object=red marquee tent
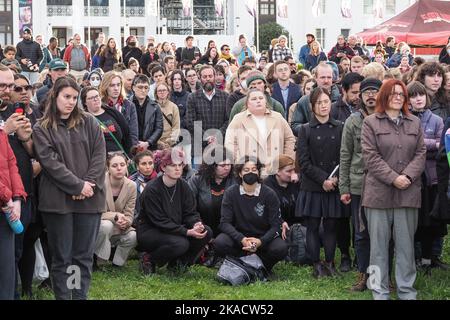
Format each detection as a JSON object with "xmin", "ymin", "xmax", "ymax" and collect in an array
[{"xmin": 357, "ymin": 0, "xmax": 450, "ymax": 47}]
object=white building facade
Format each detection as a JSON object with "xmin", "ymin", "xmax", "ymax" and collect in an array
[
  {"xmin": 6, "ymin": 0, "xmax": 257, "ymax": 51},
  {"xmin": 277, "ymin": 0, "xmax": 418, "ymax": 57}
]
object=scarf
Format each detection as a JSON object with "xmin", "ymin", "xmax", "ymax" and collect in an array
[
  {"xmin": 133, "ymin": 171, "xmax": 157, "ymax": 193},
  {"xmin": 412, "ymin": 109, "xmax": 425, "ymax": 119},
  {"xmin": 108, "ymin": 96, "xmax": 124, "ymax": 113},
  {"xmin": 220, "ymin": 53, "xmax": 234, "ymax": 61}
]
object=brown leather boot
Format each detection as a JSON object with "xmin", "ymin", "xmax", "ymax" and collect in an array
[{"xmin": 350, "ymin": 272, "xmax": 368, "ymax": 292}]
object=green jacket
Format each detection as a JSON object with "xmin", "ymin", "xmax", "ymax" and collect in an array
[
  {"xmin": 229, "ymin": 94, "xmax": 285, "ymax": 122},
  {"xmin": 339, "ymin": 111, "xmax": 366, "ymax": 196}
]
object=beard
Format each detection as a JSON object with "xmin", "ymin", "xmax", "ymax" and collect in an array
[{"xmin": 202, "ymin": 81, "xmax": 215, "ymax": 92}]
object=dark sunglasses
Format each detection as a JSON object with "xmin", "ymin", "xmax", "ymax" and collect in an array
[{"xmin": 13, "ymin": 85, "xmax": 33, "ymax": 93}]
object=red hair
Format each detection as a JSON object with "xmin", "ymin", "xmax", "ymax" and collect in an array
[
  {"xmin": 153, "ymin": 147, "xmax": 186, "ymax": 172},
  {"xmin": 375, "ymin": 79, "xmax": 409, "ymax": 115}
]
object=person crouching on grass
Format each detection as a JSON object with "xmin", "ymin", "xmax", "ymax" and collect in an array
[
  {"xmin": 215, "ymin": 156, "xmax": 288, "ymax": 273},
  {"xmin": 94, "ymin": 152, "xmax": 137, "ymax": 269},
  {"xmin": 136, "ymin": 147, "xmax": 212, "ymax": 275}
]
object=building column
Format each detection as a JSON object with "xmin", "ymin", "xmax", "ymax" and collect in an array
[
  {"xmin": 109, "ymin": 0, "xmax": 122, "ymax": 44},
  {"xmin": 72, "ymin": 0, "xmax": 85, "ymax": 41}
]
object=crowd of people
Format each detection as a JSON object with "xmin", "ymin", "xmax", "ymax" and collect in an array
[{"xmin": 0, "ymin": 28, "xmax": 450, "ymax": 301}]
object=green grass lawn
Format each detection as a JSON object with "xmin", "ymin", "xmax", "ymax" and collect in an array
[{"xmin": 32, "ymin": 237, "xmax": 450, "ymax": 300}]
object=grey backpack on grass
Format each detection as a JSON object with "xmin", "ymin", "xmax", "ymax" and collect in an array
[
  {"xmin": 286, "ymin": 223, "xmax": 312, "ymax": 265},
  {"xmin": 217, "ymin": 254, "xmax": 268, "ymax": 286}
]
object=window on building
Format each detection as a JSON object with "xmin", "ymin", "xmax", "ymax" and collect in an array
[
  {"xmin": 0, "ymin": 0, "xmax": 13, "ymax": 12},
  {"xmin": 47, "ymin": 0, "xmax": 72, "ymax": 5},
  {"xmin": 259, "ymin": 0, "xmax": 276, "ymax": 16},
  {"xmin": 385, "ymin": 0, "xmax": 396, "ymax": 14},
  {"xmin": 120, "ymin": 0, "xmax": 145, "ymax": 6},
  {"xmin": 320, "ymin": 0, "xmax": 326, "ymax": 15},
  {"xmin": 341, "ymin": 29, "xmax": 350, "ymax": 39},
  {"xmin": 363, "ymin": 0, "xmax": 374, "ymax": 14},
  {"xmin": 315, "ymin": 28, "xmax": 326, "ymax": 49},
  {"xmin": 53, "ymin": 28, "xmax": 67, "ymax": 48},
  {"xmin": 84, "ymin": 0, "xmax": 108, "ymax": 5}
]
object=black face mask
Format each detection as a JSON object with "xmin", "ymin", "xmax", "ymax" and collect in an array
[{"xmin": 243, "ymin": 172, "xmax": 259, "ymax": 185}]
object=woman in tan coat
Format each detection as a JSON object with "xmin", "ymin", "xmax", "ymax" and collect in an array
[
  {"xmin": 225, "ymin": 89, "xmax": 295, "ymax": 177},
  {"xmin": 155, "ymin": 82, "xmax": 180, "ymax": 149},
  {"xmin": 361, "ymin": 79, "xmax": 426, "ymax": 300},
  {"xmin": 95, "ymin": 153, "xmax": 137, "ymax": 268}
]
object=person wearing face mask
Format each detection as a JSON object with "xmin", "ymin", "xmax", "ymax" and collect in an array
[
  {"xmin": 87, "ymin": 70, "xmax": 102, "ymax": 89},
  {"xmin": 296, "ymin": 87, "xmax": 346, "ymax": 279},
  {"xmin": 122, "ymin": 36, "xmax": 142, "ymax": 69},
  {"xmin": 215, "ymin": 157, "xmax": 287, "ymax": 273},
  {"xmin": 407, "ymin": 81, "xmax": 446, "ymax": 274}
]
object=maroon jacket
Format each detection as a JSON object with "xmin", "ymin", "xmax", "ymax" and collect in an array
[{"xmin": 0, "ymin": 130, "xmax": 27, "ymax": 207}]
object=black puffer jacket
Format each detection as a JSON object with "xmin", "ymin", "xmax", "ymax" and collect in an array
[{"xmin": 16, "ymin": 39, "xmax": 43, "ymax": 72}]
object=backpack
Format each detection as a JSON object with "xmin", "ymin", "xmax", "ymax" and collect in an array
[
  {"xmin": 286, "ymin": 223, "xmax": 312, "ymax": 265},
  {"xmin": 217, "ymin": 254, "xmax": 268, "ymax": 286}
]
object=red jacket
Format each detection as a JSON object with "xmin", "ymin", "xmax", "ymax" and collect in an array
[
  {"xmin": 63, "ymin": 44, "xmax": 91, "ymax": 71},
  {"xmin": 0, "ymin": 130, "xmax": 27, "ymax": 207}
]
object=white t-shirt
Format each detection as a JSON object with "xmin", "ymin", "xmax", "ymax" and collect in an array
[{"xmin": 252, "ymin": 115, "xmax": 267, "ymax": 140}]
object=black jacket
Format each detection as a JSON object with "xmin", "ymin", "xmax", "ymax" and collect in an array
[
  {"xmin": 297, "ymin": 116, "xmax": 343, "ymax": 192},
  {"xmin": 122, "ymin": 46, "xmax": 142, "ymax": 67},
  {"xmin": 439, "ymin": 47, "xmax": 450, "ymax": 64},
  {"xmin": 132, "ymin": 96, "xmax": 163, "ymax": 149},
  {"xmin": 99, "ymin": 50, "xmax": 121, "ymax": 72},
  {"xmin": 102, "ymin": 105, "xmax": 132, "ymax": 155},
  {"xmin": 220, "ymin": 184, "xmax": 283, "ymax": 247},
  {"xmin": 16, "ymin": 39, "xmax": 43, "ymax": 72},
  {"xmin": 225, "ymin": 90, "xmax": 245, "ymax": 117},
  {"xmin": 435, "ymin": 118, "xmax": 450, "ymax": 223},
  {"xmin": 138, "ymin": 176, "xmax": 201, "ymax": 236},
  {"xmin": 331, "ymin": 97, "xmax": 356, "ymax": 123},
  {"xmin": 170, "ymin": 90, "xmax": 190, "ymax": 129},
  {"xmin": 140, "ymin": 52, "xmax": 160, "ymax": 76},
  {"xmin": 263, "ymin": 175, "xmax": 299, "ymax": 224}
]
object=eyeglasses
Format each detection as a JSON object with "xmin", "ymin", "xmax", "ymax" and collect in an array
[
  {"xmin": 13, "ymin": 85, "xmax": 33, "ymax": 93},
  {"xmin": 390, "ymin": 92, "xmax": 406, "ymax": 99},
  {"xmin": 0, "ymin": 83, "xmax": 16, "ymax": 91},
  {"xmin": 362, "ymin": 90, "xmax": 378, "ymax": 96},
  {"xmin": 157, "ymin": 89, "xmax": 169, "ymax": 93},
  {"xmin": 86, "ymin": 94, "xmax": 101, "ymax": 101},
  {"xmin": 223, "ymin": 48, "xmax": 230, "ymax": 51}
]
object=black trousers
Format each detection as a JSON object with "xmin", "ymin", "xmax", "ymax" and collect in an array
[
  {"xmin": 214, "ymin": 233, "xmax": 288, "ymax": 271},
  {"xmin": 137, "ymin": 224, "xmax": 212, "ymax": 267},
  {"xmin": 0, "ymin": 213, "xmax": 15, "ymax": 300},
  {"xmin": 306, "ymin": 217, "xmax": 339, "ymax": 263}
]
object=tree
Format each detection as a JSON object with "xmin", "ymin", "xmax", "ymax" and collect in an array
[{"xmin": 259, "ymin": 22, "xmax": 290, "ymax": 52}]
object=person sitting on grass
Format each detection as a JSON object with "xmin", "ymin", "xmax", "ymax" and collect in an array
[
  {"xmin": 215, "ymin": 157, "xmax": 288, "ymax": 273},
  {"xmin": 94, "ymin": 152, "xmax": 137, "ymax": 269},
  {"xmin": 136, "ymin": 147, "xmax": 212, "ymax": 275},
  {"xmin": 188, "ymin": 145, "xmax": 236, "ymax": 266}
]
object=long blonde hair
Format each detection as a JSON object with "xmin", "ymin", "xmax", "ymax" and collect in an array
[{"xmin": 99, "ymin": 71, "xmax": 127, "ymax": 103}]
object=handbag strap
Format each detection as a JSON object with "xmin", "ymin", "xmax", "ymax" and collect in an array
[{"xmin": 94, "ymin": 117, "xmax": 136, "ymax": 166}]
